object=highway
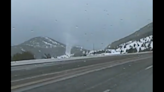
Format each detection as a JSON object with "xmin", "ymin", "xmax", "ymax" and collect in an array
[{"xmin": 11, "ymin": 52, "xmax": 152, "ymax": 92}]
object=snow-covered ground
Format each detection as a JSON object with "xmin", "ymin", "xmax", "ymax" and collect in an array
[{"xmin": 57, "ymin": 53, "xmax": 74, "ymax": 59}]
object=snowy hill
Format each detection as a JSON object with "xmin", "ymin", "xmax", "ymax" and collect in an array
[
  {"xmin": 105, "ymin": 22, "xmax": 153, "ymax": 54},
  {"xmin": 11, "ymin": 37, "xmax": 66, "ymax": 59},
  {"xmin": 11, "ymin": 37, "xmax": 88, "ymax": 59},
  {"xmin": 87, "ymin": 22, "xmax": 153, "ymax": 56},
  {"xmin": 107, "ymin": 35, "xmax": 153, "ymax": 54},
  {"xmin": 109, "ymin": 22, "xmax": 153, "ymax": 48},
  {"xmin": 21, "ymin": 37, "xmax": 65, "ymax": 48},
  {"xmin": 87, "ymin": 35, "xmax": 153, "ymax": 56}
]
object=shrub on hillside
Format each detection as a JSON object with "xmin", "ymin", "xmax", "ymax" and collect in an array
[
  {"xmin": 133, "ymin": 44, "xmax": 136, "ymax": 47},
  {"xmin": 126, "ymin": 48, "xmax": 137, "ymax": 53},
  {"xmin": 120, "ymin": 50, "xmax": 123, "ymax": 54},
  {"xmin": 124, "ymin": 45, "xmax": 126, "ymax": 48},
  {"xmin": 139, "ymin": 47, "xmax": 152, "ymax": 52}
]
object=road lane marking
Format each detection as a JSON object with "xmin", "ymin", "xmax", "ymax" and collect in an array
[
  {"xmin": 145, "ymin": 65, "xmax": 152, "ymax": 70},
  {"xmin": 103, "ymin": 89, "xmax": 110, "ymax": 92},
  {"xmin": 11, "ymin": 56, "xmax": 152, "ymax": 91}
]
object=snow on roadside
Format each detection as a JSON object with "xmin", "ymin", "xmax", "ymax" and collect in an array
[{"xmin": 57, "ymin": 53, "xmax": 74, "ymax": 59}]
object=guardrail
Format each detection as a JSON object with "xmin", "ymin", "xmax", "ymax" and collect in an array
[{"xmin": 11, "ymin": 51, "xmax": 152, "ymax": 66}]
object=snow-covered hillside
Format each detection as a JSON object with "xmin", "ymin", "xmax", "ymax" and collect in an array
[
  {"xmin": 110, "ymin": 22, "xmax": 153, "ymax": 48},
  {"xmin": 87, "ymin": 35, "xmax": 153, "ymax": 56},
  {"xmin": 113, "ymin": 35, "xmax": 153, "ymax": 54},
  {"xmin": 22, "ymin": 37, "xmax": 65, "ymax": 48},
  {"xmin": 12, "ymin": 36, "xmax": 89, "ymax": 59}
]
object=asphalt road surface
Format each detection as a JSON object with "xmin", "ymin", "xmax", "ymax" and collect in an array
[
  {"xmin": 11, "ymin": 52, "xmax": 152, "ymax": 92},
  {"xmin": 11, "ymin": 53, "xmax": 151, "ymax": 80}
]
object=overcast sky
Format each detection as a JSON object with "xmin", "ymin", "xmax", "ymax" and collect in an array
[{"xmin": 11, "ymin": 0, "xmax": 152, "ymax": 50}]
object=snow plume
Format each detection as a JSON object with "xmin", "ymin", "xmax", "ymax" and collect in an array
[
  {"xmin": 60, "ymin": 18, "xmax": 78, "ymax": 56},
  {"xmin": 63, "ymin": 28, "xmax": 77, "ymax": 55}
]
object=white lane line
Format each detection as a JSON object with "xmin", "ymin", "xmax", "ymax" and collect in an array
[
  {"xmin": 145, "ymin": 65, "xmax": 152, "ymax": 70},
  {"xmin": 103, "ymin": 89, "xmax": 110, "ymax": 92}
]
